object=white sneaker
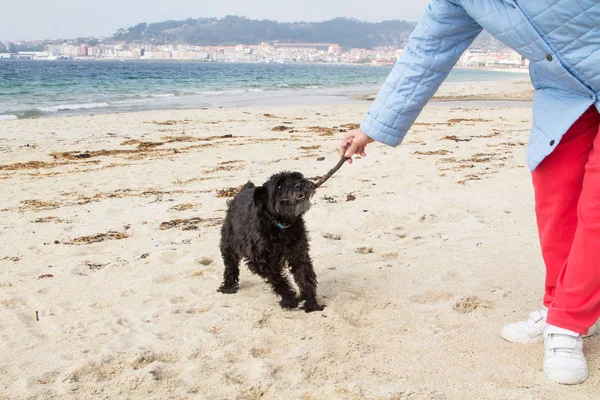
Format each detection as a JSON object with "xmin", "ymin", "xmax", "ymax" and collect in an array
[
  {"xmin": 501, "ymin": 307, "xmax": 549, "ymax": 343},
  {"xmin": 543, "ymin": 325, "xmax": 588, "ymax": 385},
  {"xmin": 501, "ymin": 306, "xmax": 596, "ymax": 343}
]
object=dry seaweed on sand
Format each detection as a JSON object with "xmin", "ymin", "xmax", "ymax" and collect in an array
[
  {"xmin": 159, "ymin": 218, "xmax": 204, "ymax": 231},
  {"xmin": 0, "ymin": 161, "xmax": 69, "ymax": 171},
  {"xmin": 19, "ymin": 200, "xmax": 61, "ymax": 212},
  {"xmin": 159, "ymin": 217, "xmax": 222, "ymax": 230},
  {"xmin": 67, "ymin": 231, "xmax": 129, "ymax": 245},
  {"xmin": 216, "ymin": 185, "xmax": 244, "ymax": 198}
]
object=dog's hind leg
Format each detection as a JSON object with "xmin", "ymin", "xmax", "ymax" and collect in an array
[
  {"xmin": 218, "ymin": 248, "xmax": 241, "ymax": 294},
  {"xmin": 289, "ymin": 254, "xmax": 324, "ymax": 312}
]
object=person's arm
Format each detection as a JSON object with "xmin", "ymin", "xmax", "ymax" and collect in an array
[{"xmin": 341, "ymin": 0, "xmax": 483, "ymax": 160}]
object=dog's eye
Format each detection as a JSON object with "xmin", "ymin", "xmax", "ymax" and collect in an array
[{"xmin": 277, "ymin": 185, "xmax": 281, "ymax": 190}]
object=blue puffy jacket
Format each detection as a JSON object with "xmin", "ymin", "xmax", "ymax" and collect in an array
[{"xmin": 360, "ymin": 0, "xmax": 600, "ymax": 170}]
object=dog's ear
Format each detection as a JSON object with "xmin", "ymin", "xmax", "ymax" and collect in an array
[{"xmin": 253, "ymin": 186, "xmax": 268, "ymax": 208}]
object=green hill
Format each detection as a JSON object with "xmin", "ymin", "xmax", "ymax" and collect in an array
[{"xmin": 113, "ymin": 16, "xmax": 417, "ymax": 49}]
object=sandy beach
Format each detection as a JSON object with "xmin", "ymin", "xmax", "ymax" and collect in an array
[{"xmin": 1, "ymin": 79, "xmax": 599, "ymax": 399}]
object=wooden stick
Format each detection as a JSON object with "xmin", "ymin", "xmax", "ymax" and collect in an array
[{"xmin": 313, "ymin": 156, "xmax": 350, "ymax": 188}]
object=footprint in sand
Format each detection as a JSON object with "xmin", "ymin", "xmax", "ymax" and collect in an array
[
  {"xmin": 146, "ymin": 363, "xmax": 178, "ymax": 381},
  {"xmin": 253, "ymin": 310, "xmax": 274, "ymax": 329},
  {"xmin": 380, "ymin": 252, "xmax": 399, "ymax": 261},
  {"xmin": 63, "ymin": 349, "xmax": 182, "ymax": 391},
  {"xmin": 338, "ymin": 307, "xmax": 373, "ymax": 328},
  {"xmin": 197, "ymin": 257, "xmax": 213, "ymax": 266},
  {"xmin": 409, "ymin": 291, "xmax": 453, "ymax": 305},
  {"xmin": 63, "ymin": 359, "xmax": 125, "ymax": 385},
  {"xmin": 152, "ymin": 275, "xmax": 176, "ymax": 284},
  {"xmin": 26, "ymin": 370, "xmax": 61, "ymax": 389},
  {"xmin": 330, "ymin": 292, "xmax": 373, "ymax": 328},
  {"xmin": 355, "ymin": 247, "xmax": 374, "ymax": 255},
  {"xmin": 453, "ymin": 296, "xmax": 493, "ymax": 313},
  {"xmin": 322, "ymin": 233, "xmax": 342, "ymax": 241},
  {"xmin": 187, "ymin": 270, "xmax": 204, "ymax": 278},
  {"xmin": 249, "ymin": 347, "xmax": 273, "ymax": 358},
  {"xmin": 1, "ymin": 296, "xmax": 28, "ymax": 309},
  {"xmin": 158, "ymin": 250, "xmax": 185, "ymax": 265},
  {"xmin": 169, "ymin": 296, "xmax": 187, "ymax": 304},
  {"xmin": 184, "ymin": 306, "xmax": 213, "ymax": 315},
  {"xmin": 131, "ymin": 350, "xmax": 180, "ymax": 370}
]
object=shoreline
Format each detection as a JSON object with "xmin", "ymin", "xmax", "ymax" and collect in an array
[
  {"xmin": 1, "ymin": 78, "xmax": 534, "ymax": 122},
  {"xmin": 352, "ymin": 78, "xmax": 534, "ymax": 103}
]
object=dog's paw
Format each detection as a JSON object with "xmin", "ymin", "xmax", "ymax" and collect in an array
[
  {"xmin": 217, "ymin": 283, "xmax": 239, "ymax": 294},
  {"xmin": 302, "ymin": 301, "xmax": 325, "ymax": 313},
  {"xmin": 279, "ymin": 296, "xmax": 300, "ymax": 309}
]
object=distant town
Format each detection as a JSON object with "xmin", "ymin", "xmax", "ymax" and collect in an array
[{"xmin": 0, "ymin": 40, "xmax": 529, "ymax": 68}]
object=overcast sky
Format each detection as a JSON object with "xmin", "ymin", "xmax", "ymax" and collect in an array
[{"xmin": 2, "ymin": 0, "xmax": 430, "ymax": 42}]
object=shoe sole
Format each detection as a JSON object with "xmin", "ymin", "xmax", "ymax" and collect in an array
[
  {"xmin": 500, "ymin": 327, "xmax": 544, "ymax": 343},
  {"xmin": 544, "ymin": 369, "xmax": 588, "ymax": 385}
]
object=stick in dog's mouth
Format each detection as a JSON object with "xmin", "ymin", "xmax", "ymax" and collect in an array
[
  {"xmin": 277, "ymin": 155, "xmax": 349, "ymax": 205},
  {"xmin": 313, "ymin": 156, "xmax": 350, "ymax": 189}
]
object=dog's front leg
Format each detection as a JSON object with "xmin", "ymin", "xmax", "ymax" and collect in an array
[
  {"xmin": 248, "ymin": 261, "xmax": 299, "ymax": 309},
  {"xmin": 268, "ymin": 272, "xmax": 300, "ymax": 309},
  {"xmin": 289, "ymin": 254, "xmax": 324, "ymax": 312}
]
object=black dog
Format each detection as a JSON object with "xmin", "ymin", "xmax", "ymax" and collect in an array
[{"xmin": 218, "ymin": 171, "xmax": 324, "ymax": 312}]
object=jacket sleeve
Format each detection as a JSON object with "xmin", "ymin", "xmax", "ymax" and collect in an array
[{"xmin": 360, "ymin": 0, "xmax": 483, "ymax": 146}]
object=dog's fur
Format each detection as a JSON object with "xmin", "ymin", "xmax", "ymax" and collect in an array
[{"xmin": 218, "ymin": 171, "xmax": 324, "ymax": 312}]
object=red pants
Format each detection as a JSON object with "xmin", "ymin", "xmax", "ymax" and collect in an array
[{"xmin": 533, "ymin": 106, "xmax": 600, "ymax": 334}]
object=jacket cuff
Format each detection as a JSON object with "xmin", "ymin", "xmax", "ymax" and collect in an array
[{"xmin": 360, "ymin": 112, "xmax": 406, "ymax": 148}]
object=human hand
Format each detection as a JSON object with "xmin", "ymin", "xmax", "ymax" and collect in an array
[{"xmin": 339, "ymin": 129, "xmax": 375, "ymax": 164}]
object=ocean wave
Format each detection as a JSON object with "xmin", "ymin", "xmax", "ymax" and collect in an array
[
  {"xmin": 0, "ymin": 115, "xmax": 18, "ymax": 121},
  {"xmin": 16, "ymin": 109, "xmax": 45, "ymax": 119},
  {"xmin": 130, "ymin": 92, "xmax": 187, "ymax": 100},
  {"xmin": 195, "ymin": 89, "xmax": 248, "ymax": 96},
  {"xmin": 39, "ymin": 102, "xmax": 110, "ymax": 113},
  {"xmin": 273, "ymin": 83, "xmax": 322, "ymax": 89}
]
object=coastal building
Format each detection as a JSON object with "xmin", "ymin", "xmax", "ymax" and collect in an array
[
  {"xmin": 458, "ymin": 49, "xmax": 527, "ymax": 68},
  {"xmin": 30, "ymin": 40, "xmax": 529, "ymax": 70}
]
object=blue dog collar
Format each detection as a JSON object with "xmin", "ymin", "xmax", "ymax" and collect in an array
[{"xmin": 276, "ymin": 222, "xmax": 291, "ymax": 230}]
